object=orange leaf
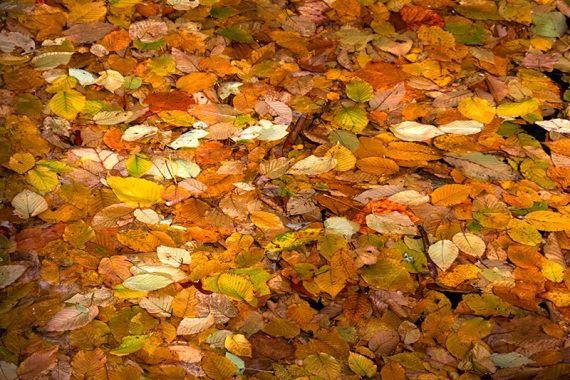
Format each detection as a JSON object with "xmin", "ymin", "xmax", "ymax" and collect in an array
[
  {"xmin": 201, "ymin": 352, "xmax": 237, "ymax": 380},
  {"xmin": 71, "ymin": 349, "xmax": 107, "ymax": 379},
  {"xmin": 176, "ymin": 72, "xmax": 217, "ymax": 94},
  {"xmin": 98, "ymin": 256, "xmax": 132, "ymax": 286},
  {"xmin": 100, "ymin": 30, "xmax": 131, "ymax": 51}
]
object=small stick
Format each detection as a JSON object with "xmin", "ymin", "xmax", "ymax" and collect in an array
[
  {"xmin": 418, "ymin": 225, "xmax": 438, "ymax": 279},
  {"xmin": 279, "ymin": 113, "xmax": 312, "ymax": 157}
]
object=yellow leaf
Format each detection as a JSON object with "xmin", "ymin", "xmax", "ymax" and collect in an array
[
  {"xmin": 542, "ymin": 288, "xmax": 570, "ymax": 307},
  {"xmin": 68, "ymin": 1, "xmax": 107, "ymax": 23},
  {"xmin": 64, "ymin": 220, "xmax": 95, "ymax": 249},
  {"xmin": 348, "ymin": 352, "xmax": 377, "ymax": 378},
  {"xmin": 331, "ymin": 249, "xmax": 357, "ymax": 284},
  {"xmin": 224, "ymin": 334, "xmax": 252, "ymax": 357},
  {"xmin": 526, "ymin": 210, "xmax": 570, "ymax": 231},
  {"xmin": 217, "ymin": 273, "xmax": 257, "ymax": 305},
  {"xmin": 123, "ymin": 274, "xmax": 173, "ymax": 291},
  {"xmin": 5, "ymin": 152, "xmax": 35, "ymax": 174},
  {"xmin": 417, "ymin": 25, "xmax": 455, "ymax": 46},
  {"xmin": 176, "ymin": 73, "xmax": 217, "ymax": 93},
  {"xmin": 314, "ymin": 270, "xmax": 346, "ymax": 298},
  {"xmin": 458, "ymin": 97, "xmax": 496, "ymax": 124},
  {"xmin": 541, "ymin": 260, "xmax": 565, "ymax": 283},
  {"xmin": 117, "ymin": 229, "xmax": 159, "ymax": 252},
  {"xmin": 113, "ymin": 285, "xmax": 148, "ymax": 300},
  {"xmin": 359, "ymin": 259, "xmax": 414, "ymax": 291},
  {"xmin": 325, "ymin": 144, "xmax": 356, "ymax": 171},
  {"xmin": 345, "ymin": 78, "xmax": 374, "ymax": 103},
  {"xmin": 304, "ymin": 353, "xmax": 341, "ymax": 380},
  {"xmin": 171, "ymin": 287, "xmax": 199, "ymax": 318},
  {"xmin": 107, "ymin": 176, "xmax": 164, "ymax": 207},
  {"xmin": 333, "ymin": 106, "xmax": 369, "ymax": 133},
  {"xmin": 431, "ymin": 184, "xmax": 471, "ymax": 206},
  {"xmin": 26, "ymin": 167, "xmax": 59, "ymax": 193},
  {"xmin": 49, "ymin": 90, "xmax": 86, "ymax": 120},
  {"xmin": 496, "ymin": 98, "xmax": 539, "ymax": 117},
  {"xmin": 507, "ymin": 218, "xmax": 543, "ymax": 246},
  {"xmin": 437, "ymin": 264, "xmax": 481, "ymax": 288}
]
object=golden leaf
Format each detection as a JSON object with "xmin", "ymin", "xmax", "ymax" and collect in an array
[
  {"xmin": 224, "ymin": 334, "xmax": 252, "ymax": 357},
  {"xmin": 201, "ymin": 352, "xmax": 237, "ymax": 380},
  {"xmin": 431, "ymin": 184, "xmax": 472, "ymax": 206}
]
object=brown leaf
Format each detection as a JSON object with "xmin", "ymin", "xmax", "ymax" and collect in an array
[
  {"xmin": 71, "ymin": 349, "xmax": 107, "ymax": 379},
  {"xmin": 17, "ymin": 347, "xmax": 58, "ymax": 380},
  {"xmin": 44, "ymin": 305, "xmax": 99, "ymax": 332}
]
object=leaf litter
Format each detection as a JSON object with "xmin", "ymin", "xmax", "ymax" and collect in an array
[{"xmin": 2, "ymin": 0, "xmax": 570, "ymax": 379}]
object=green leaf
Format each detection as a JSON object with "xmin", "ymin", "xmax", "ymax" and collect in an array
[
  {"xmin": 329, "ymin": 130, "xmax": 360, "ymax": 151},
  {"xmin": 133, "ymin": 39, "xmax": 166, "ymax": 51},
  {"xmin": 211, "ymin": 6, "xmax": 238, "ymax": 18},
  {"xmin": 32, "ymin": 52, "xmax": 74, "ymax": 70},
  {"xmin": 110, "ymin": 335, "xmax": 148, "ymax": 356},
  {"xmin": 445, "ymin": 20, "xmax": 488, "ymax": 45},
  {"xmin": 217, "ymin": 27, "xmax": 254, "ymax": 43},
  {"xmin": 532, "ymin": 12, "xmax": 567, "ymax": 38},
  {"xmin": 462, "ymin": 294, "xmax": 512, "ymax": 317},
  {"xmin": 36, "ymin": 160, "xmax": 72, "ymax": 173},
  {"xmin": 333, "ymin": 106, "xmax": 369, "ymax": 133},
  {"xmin": 126, "ymin": 154, "xmax": 153, "ymax": 178},
  {"xmin": 107, "ymin": 176, "xmax": 164, "ymax": 207},
  {"xmin": 225, "ymin": 352, "xmax": 245, "ymax": 375},
  {"xmin": 491, "ymin": 352, "xmax": 531, "ymax": 369},
  {"xmin": 49, "ymin": 90, "xmax": 86, "ymax": 120},
  {"xmin": 0, "ymin": 265, "xmax": 27, "ymax": 289},
  {"xmin": 123, "ymin": 75, "xmax": 142, "ymax": 90},
  {"xmin": 345, "ymin": 79, "xmax": 374, "ymax": 103}
]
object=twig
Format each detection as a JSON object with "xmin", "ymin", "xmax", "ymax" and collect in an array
[
  {"xmin": 278, "ymin": 113, "xmax": 312, "ymax": 157},
  {"xmin": 418, "ymin": 225, "xmax": 438, "ymax": 279}
]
